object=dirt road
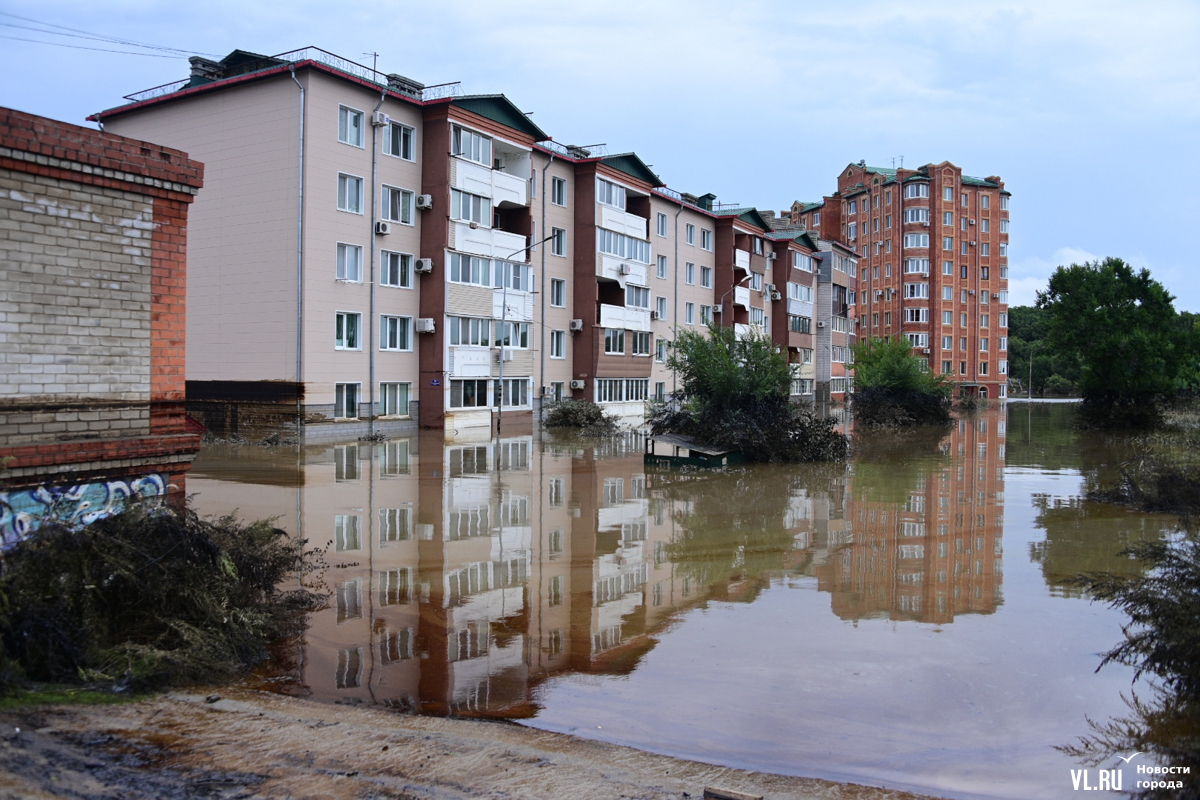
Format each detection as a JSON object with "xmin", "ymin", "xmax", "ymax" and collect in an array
[{"xmin": 0, "ymin": 689, "xmax": 943, "ymax": 800}]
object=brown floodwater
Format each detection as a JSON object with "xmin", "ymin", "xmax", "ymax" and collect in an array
[{"xmin": 186, "ymin": 403, "xmax": 1178, "ymax": 800}]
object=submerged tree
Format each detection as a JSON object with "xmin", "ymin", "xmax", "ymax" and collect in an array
[
  {"xmin": 851, "ymin": 336, "xmax": 952, "ymax": 427},
  {"xmin": 1038, "ymin": 258, "xmax": 1195, "ymax": 428},
  {"xmin": 648, "ymin": 323, "xmax": 847, "ymax": 462}
]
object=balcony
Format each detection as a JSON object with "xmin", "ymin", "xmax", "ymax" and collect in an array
[
  {"xmin": 734, "ymin": 323, "xmax": 754, "ymax": 340},
  {"xmin": 600, "ymin": 303, "xmax": 652, "ymax": 332},
  {"xmin": 596, "ymin": 253, "xmax": 648, "ymax": 286},
  {"xmin": 448, "ymin": 347, "xmax": 491, "ymax": 378},
  {"xmin": 733, "ymin": 285, "xmax": 751, "ymax": 309},
  {"xmin": 452, "ymin": 158, "xmax": 528, "ymax": 207},
  {"xmin": 451, "ymin": 222, "xmax": 528, "ymax": 261},
  {"xmin": 597, "ymin": 205, "xmax": 648, "ymax": 239},
  {"xmin": 735, "ymin": 249, "xmax": 750, "ymax": 272},
  {"xmin": 788, "ymin": 298, "xmax": 814, "ymax": 318},
  {"xmin": 493, "ymin": 289, "xmax": 533, "ymax": 322}
]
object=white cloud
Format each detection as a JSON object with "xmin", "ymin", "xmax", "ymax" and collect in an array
[{"xmin": 1007, "ymin": 247, "xmax": 1101, "ymax": 306}]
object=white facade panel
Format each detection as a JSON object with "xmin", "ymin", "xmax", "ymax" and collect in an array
[{"xmin": 597, "ymin": 205, "xmax": 648, "ymax": 239}]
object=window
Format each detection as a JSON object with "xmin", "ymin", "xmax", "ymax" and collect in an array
[
  {"xmin": 885, "ymin": 311, "xmax": 892, "ymax": 326},
  {"xmin": 904, "ymin": 233, "xmax": 930, "ymax": 248},
  {"xmin": 496, "ymin": 378, "xmax": 530, "ymax": 407},
  {"xmin": 981, "ymin": 195, "xmax": 990, "ymax": 210},
  {"xmin": 631, "ymin": 331, "xmax": 651, "ymax": 356},
  {"xmin": 381, "ymin": 185, "xmax": 414, "ymax": 225},
  {"xmin": 961, "ymin": 312, "xmax": 968, "ymax": 325},
  {"xmin": 338, "ymin": 106, "xmax": 364, "ymax": 147},
  {"xmin": 656, "ymin": 296, "xmax": 667, "ymax": 318},
  {"xmin": 981, "ymin": 266, "xmax": 990, "ymax": 280},
  {"xmin": 980, "ymin": 338, "xmax": 989, "ymax": 352},
  {"xmin": 942, "ymin": 310, "xmax": 953, "ymax": 324},
  {"xmin": 380, "ymin": 382, "xmax": 410, "ymax": 416},
  {"xmin": 999, "ymin": 313, "xmax": 1008, "ymax": 328},
  {"xmin": 336, "ymin": 243, "xmax": 363, "ymax": 281},
  {"xmin": 701, "ymin": 229, "xmax": 713, "ymax": 251},
  {"xmin": 904, "ymin": 207, "xmax": 929, "ymax": 223},
  {"xmin": 981, "ymin": 243, "xmax": 990, "ymax": 257},
  {"xmin": 335, "ymin": 383, "xmax": 360, "ymax": 418},
  {"xmin": 337, "ymin": 173, "xmax": 363, "ymax": 213},
  {"xmin": 494, "ymin": 321, "xmax": 529, "ymax": 349},
  {"xmin": 656, "ymin": 254, "xmax": 667, "ymax": 279},
  {"xmin": 903, "ymin": 183, "xmax": 929, "ymax": 199},
  {"xmin": 943, "ymin": 212, "xmax": 953, "ymax": 226},
  {"xmin": 750, "ymin": 307, "xmax": 765, "ymax": 326},
  {"xmin": 383, "ymin": 121, "xmax": 413, "ymax": 160},
  {"xmin": 685, "ymin": 302, "xmax": 695, "ymax": 324},
  {"xmin": 451, "ymin": 189, "xmax": 491, "ymax": 226},
  {"xmin": 451, "ymin": 124, "xmax": 491, "ymax": 165},
  {"xmin": 943, "ymin": 186, "xmax": 954, "ymax": 201},
  {"xmin": 980, "ymin": 313, "xmax": 990, "ymax": 328},
  {"xmin": 596, "ymin": 177, "xmax": 626, "ymax": 209},
  {"xmin": 380, "ymin": 251, "xmax": 412, "ymax": 288},
  {"xmin": 656, "ymin": 339, "xmax": 667, "ymax": 362},
  {"xmin": 941, "ymin": 260, "xmax": 952, "ymax": 276},
  {"xmin": 942, "ymin": 236, "xmax": 954, "ymax": 251},
  {"xmin": 904, "ymin": 258, "xmax": 929, "ymax": 274},
  {"xmin": 548, "ymin": 278, "xmax": 566, "ymax": 308},
  {"xmin": 700, "ymin": 265, "xmax": 712, "ymax": 288},
  {"xmin": 788, "ymin": 282, "xmax": 813, "ymax": 302},
  {"xmin": 597, "ymin": 229, "xmax": 651, "ymax": 262},
  {"xmin": 656, "ymin": 212, "xmax": 667, "ymax": 237},
  {"xmin": 848, "ymin": 222, "xmax": 857, "ymax": 240},
  {"xmin": 789, "ymin": 315, "xmax": 811, "ymax": 333},
  {"xmin": 1000, "ymin": 242, "xmax": 1008, "ymax": 257},
  {"xmin": 450, "ymin": 379, "xmax": 491, "ymax": 408},
  {"xmin": 980, "ymin": 290, "xmax": 990, "ymax": 304},
  {"xmin": 654, "ymin": 381, "xmax": 666, "ymax": 400},
  {"xmin": 886, "ymin": 214, "xmax": 892, "ymax": 229},
  {"xmin": 551, "ymin": 227, "xmax": 567, "ymax": 257},
  {"xmin": 904, "ymin": 332, "xmax": 929, "ymax": 348},
  {"xmin": 942, "ymin": 286, "xmax": 953, "ymax": 300},
  {"xmin": 626, "ymin": 284, "xmax": 650, "ymax": 308},
  {"xmin": 1001, "ymin": 195, "xmax": 1010, "ymax": 210},
  {"xmin": 999, "ymin": 359, "xmax": 1007, "ymax": 374},
  {"xmin": 905, "ymin": 307, "xmax": 929, "ymax": 323},
  {"xmin": 550, "ymin": 329, "xmax": 566, "ymax": 359},
  {"xmin": 979, "ymin": 362, "xmax": 989, "ymax": 376},
  {"xmin": 942, "ymin": 360, "xmax": 953, "ymax": 374},
  {"xmin": 685, "ymin": 262, "xmax": 695, "ymax": 284},
  {"xmin": 942, "ymin": 335, "xmax": 953, "ymax": 349},
  {"xmin": 686, "ymin": 224, "xmax": 695, "ymax": 245},
  {"xmin": 981, "ymin": 219, "xmax": 990, "ymax": 233},
  {"xmin": 380, "ymin": 315, "xmax": 411, "ymax": 351},
  {"xmin": 449, "ymin": 253, "xmax": 491, "ymax": 287},
  {"xmin": 960, "ymin": 361, "xmax": 967, "ymax": 374},
  {"xmin": 848, "ymin": 200, "xmax": 856, "ymax": 214},
  {"xmin": 794, "ymin": 252, "xmax": 813, "ymax": 271},
  {"xmin": 335, "ymin": 312, "xmax": 361, "ymax": 349},
  {"xmin": 999, "ymin": 336, "xmax": 1008, "ymax": 351},
  {"xmin": 962, "ymin": 241, "xmax": 969, "ymax": 255},
  {"xmin": 551, "ymin": 176, "xmax": 567, "ymax": 206},
  {"xmin": 448, "ymin": 316, "xmax": 491, "ymax": 346},
  {"xmin": 700, "ymin": 305, "xmax": 712, "ymax": 324},
  {"xmin": 604, "ymin": 328, "xmax": 625, "ymax": 354},
  {"xmin": 904, "ymin": 282, "xmax": 929, "ymax": 299},
  {"xmin": 961, "ymin": 192, "xmax": 969, "ymax": 207},
  {"xmin": 813, "ymin": 211, "xmax": 821, "ymax": 223}
]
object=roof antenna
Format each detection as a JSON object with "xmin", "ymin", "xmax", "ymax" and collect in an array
[{"xmin": 363, "ymin": 51, "xmax": 379, "ymax": 76}]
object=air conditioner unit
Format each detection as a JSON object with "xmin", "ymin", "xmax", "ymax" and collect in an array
[
  {"xmin": 768, "ymin": 251, "xmax": 777, "ymax": 260},
  {"xmin": 711, "ymin": 306, "xmax": 722, "ymax": 314},
  {"xmin": 921, "ymin": 347, "xmax": 930, "ymax": 354},
  {"xmin": 570, "ymin": 379, "xmax": 586, "ymax": 390},
  {"xmin": 650, "ymin": 310, "xmax": 662, "ymax": 320},
  {"xmin": 770, "ymin": 290, "xmax": 783, "ymax": 301},
  {"xmin": 618, "ymin": 263, "xmax": 632, "ymax": 276},
  {"xmin": 569, "ymin": 319, "xmax": 584, "ymax": 332},
  {"xmin": 970, "ymin": 241, "xmax": 977, "ymax": 246},
  {"xmin": 497, "ymin": 348, "xmax": 514, "ymax": 362},
  {"xmin": 541, "ymin": 385, "xmax": 555, "ymax": 396},
  {"xmin": 415, "ymin": 318, "xmax": 436, "ymax": 333},
  {"xmin": 875, "ymin": 290, "xmax": 883, "ymax": 298},
  {"xmin": 375, "ymin": 220, "xmax": 392, "ymax": 235},
  {"xmin": 414, "ymin": 258, "xmax": 433, "ymax": 273},
  {"xmin": 415, "ymin": 194, "xmax": 433, "ymax": 210},
  {"xmin": 969, "ymin": 290, "xmax": 976, "ymax": 295},
  {"xmin": 921, "ymin": 221, "xmax": 930, "ymax": 227},
  {"xmin": 372, "ymin": 111, "xmax": 390, "ymax": 126},
  {"xmin": 816, "ymin": 321, "xmax": 826, "ymax": 328},
  {"xmin": 969, "ymin": 219, "xmax": 976, "ymax": 225}
]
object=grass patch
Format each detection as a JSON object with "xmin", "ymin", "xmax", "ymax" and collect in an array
[{"xmin": 0, "ymin": 684, "xmax": 147, "ymax": 710}]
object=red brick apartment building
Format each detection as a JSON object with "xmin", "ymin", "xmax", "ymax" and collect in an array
[
  {"xmin": 0, "ymin": 107, "xmax": 204, "ymax": 543},
  {"xmin": 783, "ymin": 161, "xmax": 1011, "ymax": 400}
]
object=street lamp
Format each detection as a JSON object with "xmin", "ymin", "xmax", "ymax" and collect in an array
[
  {"xmin": 1027, "ymin": 341, "xmax": 1042, "ymax": 399},
  {"xmin": 717, "ymin": 273, "xmax": 753, "ymax": 325},
  {"xmin": 497, "ymin": 233, "xmax": 556, "ymax": 436}
]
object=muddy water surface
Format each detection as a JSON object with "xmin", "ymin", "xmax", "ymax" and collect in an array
[{"xmin": 187, "ymin": 403, "xmax": 1177, "ymax": 800}]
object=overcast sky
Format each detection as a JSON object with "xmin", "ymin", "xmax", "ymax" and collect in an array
[{"xmin": 2, "ymin": 0, "xmax": 1197, "ymax": 310}]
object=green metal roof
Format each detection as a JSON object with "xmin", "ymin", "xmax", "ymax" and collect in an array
[
  {"xmin": 798, "ymin": 201, "xmax": 824, "ymax": 213},
  {"xmin": 766, "ymin": 230, "xmax": 818, "ymax": 249},
  {"xmin": 452, "ymin": 95, "xmax": 548, "ymax": 141},
  {"xmin": 600, "ymin": 153, "xmax": 664, "ymax": 187},
  {"xmin": 961, "ymin": 175, "xmax": 1000, "ymax": 187},
  {"xmin": 864, "ymin": 166, "xmax": 898, "ymax": 177}
]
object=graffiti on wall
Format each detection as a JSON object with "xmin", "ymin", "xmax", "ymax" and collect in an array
[{"xmin": 0, "ymin": 474, "xmax": 167, "ymax": 550}]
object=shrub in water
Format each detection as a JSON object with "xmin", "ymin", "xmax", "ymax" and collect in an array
[
  {"xmin": 851, "ymin": 336, "xmax": 951, "ymax": 427},
  {"xmin": 0, "ymin": 502, "xmax": 320, "ymax": 692},
  {"xmin": 543, "ymin": 399, "xmax": 620, "ymax": 434}
]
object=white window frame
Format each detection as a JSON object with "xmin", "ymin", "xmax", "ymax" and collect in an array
[
  {"xmin": 338, "ymin": 106, "xmax": 364, "ymax": 147},
  {"xmin": 381, "ymin": 185, "xmax": 414, "ymax": 225},
  {"xmin": 451, "ymin": 189, "xmax": 491, "ymax": 226},
  {"xmin": 451, "ymin": 124, "xmax": 492, "ymax": 166},
  {"xmin": 380, "ymin": 250, "xmax": 412, "ymax": 288},
  {"xmin": 903, "ymin": 183, "xmax": 929, "ymax": 199},
  {"xmin": 550, "ymin": 278, "xmax": 566, "ymax": 307},
  {"xmin": 596, "ymin": 177, "xmax": 626, "ymax": 209},
  {"xmin": 656, "ymin": 212, "xmax": 668, "ymax": 237},
  {"xmin": 337, "ymin": 173, "xmax": 364, "ymax": 214},
  {"xmin": 550, "ymin": 329, "xmax": 567, "ymax": 359},
  {"xmin": 335, "ymin": 382, "xmax": 361, "ymax": 419},
  {"xmin": 656, "ymin": 254, "xmax": 668, "ymax": 279},
  {"xmin": 685, "ymin": 302, "xmax": 695, "ymax": 324},
  {"xmin": 904, "ymin": 233, "xmax": 930, "ymax": 249},
  {"xmin": 335, "ymin": 311, "xmax": 362, "ymax": 350},
  {"xmin": 383, "ymin": 120, "xmax": 414, "ymax": 161},
  {"xmin": 551, "ymin": 227, "xmax": 567, "ymax": 257},
  {"xmin": 701, "ymin": 229, "xmax": 713, "ymax": 251},
  {"xmin": 686, "ymin": 224, "xmax": 695, "ymax": 245},
  {"xmin": 448, "ymin": 316, "xmax": 492, "ymax": 347},
  {"xmin": 336, "ymin": 243, "xmax": 363, "ymax": 282},
  {"xmin": 380, "ymin": 315, "xmax": 412, "ymax": 352},
  {"xmin": 685, "ymin": 262, "xmax": 695, "ymax": 285},
  {"xmin": 551, "ymin": 176, "xmax": 567, "ymax": 207},
  {"xmin": 604, "ymin": 328, "xmax": 625, "ymax": 355},
  {"xmin": 656, "ymin": 296, "xmax": 667, "ymax": 319},
  {"xmin": 631, "ymin": 331, "xmax": 651, "ymax": 356},
  {"xmin": 379, "ymin": 382, "xmax": 411, "ymax": 417},
  {"xmin": 448, "ymin": 253, "xmax": 492, "ymax": 288},
  {"xmin": 700, "ymin": 265, "xmax": 712, "ymax": 288}
]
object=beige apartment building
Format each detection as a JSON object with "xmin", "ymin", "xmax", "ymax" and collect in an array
[{"xmin": 93, "ymin": 49, "xmax": 971, "ymax": 438}]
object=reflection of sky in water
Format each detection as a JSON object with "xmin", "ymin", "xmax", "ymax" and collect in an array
[{"xmin": 187, "ymin": 405, "xmax": 1174, "ymax": 800}]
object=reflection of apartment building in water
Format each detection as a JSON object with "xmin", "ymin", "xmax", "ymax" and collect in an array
[
  {"xmin": 812, "ymin": 416, "xmax": 1006, "ymax": 623},
  {"xmin": 780, "ymin": 161, "xmax": 1010, "ymax": 400},
  {"xmin": 92, "ymin": 48, "xmax": 902, "ymax": 438}
]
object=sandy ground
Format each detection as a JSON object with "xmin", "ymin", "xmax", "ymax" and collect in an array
[{"xmin": 0, "ymin": 688, "xmax": 945, "ymax": 800}]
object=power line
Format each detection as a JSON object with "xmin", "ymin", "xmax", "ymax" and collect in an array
[
  {"xmin": 0, "ymin": 11, "xmax": 218, "ymax": 57},
  {"xmin": 0, "ymin": 34, "xmax": 183, "ymax": 57}
]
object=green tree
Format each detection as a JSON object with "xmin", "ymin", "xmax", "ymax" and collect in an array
[
  {"xmin": 648, "ymin": 323, "xmax": 847, "ymax": 462},
  {"xmin": 1037, "ymin": 258, "xmax": 1191, "ymax": 425},
  {"xmin": 851, "ymin": 336, "xmax": 951, "ymax": 426}
]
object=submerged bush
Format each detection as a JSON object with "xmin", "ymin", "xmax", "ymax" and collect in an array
[
  {"xmin": 852, "ymin": 337, "xmax": 951, "ymax": 427},
  {"xmin": 648, "ymin": 323, "xmax": 847, "ymax": 463},
  {"xmin": 543, "ymin": 399, "xmax": 620, "ymax": 434},
  {"xmin": 0, "ymin": 503, "xmax": 320, "ymax": 693}
]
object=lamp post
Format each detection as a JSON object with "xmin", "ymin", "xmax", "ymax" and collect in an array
[
  {"xmin": 717, "ymin": 273, "xmax": 753, "ymax": 326},
  {"xmin": 1027, "ymin": 341, "xmax": 1042, "ymax": 399},
  {"xmin": 496, "ymin": 234, "xmax": 556, "ymax": 437}
]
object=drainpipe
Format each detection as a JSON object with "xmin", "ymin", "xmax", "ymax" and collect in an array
[
  {"xmin": 368, "ymin": 88, "xmax": 386, "ymax": 436},
  {"xmin": 290, "ymin": 66, "xmax": 306, "ymax": 435}
]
